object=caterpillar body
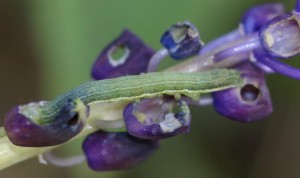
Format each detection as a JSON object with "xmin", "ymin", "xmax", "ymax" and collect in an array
[{"xmin": 20, "ymin": 69, "xmax": 242, "ymax": 124}]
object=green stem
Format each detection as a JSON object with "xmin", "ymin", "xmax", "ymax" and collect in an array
[
  {"xmin": 0, "ymin": 136, "xmax": 55, "ymax": 170},
  {"xmin": 0, "ymin": 124, "xmax": 97, "ymax": 171},
  {"xmin": 0, "ymin": 127, "xmax": 6, "ymax": 138}
]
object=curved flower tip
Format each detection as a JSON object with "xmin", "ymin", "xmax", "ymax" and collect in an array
[
  {"xmin": 91, "ymin": 29, "xmax": 155, "ymax": 80},
  {"xmin": 259, "ymin": 12, "xmax": 300, "ymax": 58},
  {"xmin": 254, "ymin": 49, "xmax": 300, "ymax": 80},
  {"xmin": 212, "ymin": 62, "xmax": 273, "ymax": 122},
  {"xmin": 160, "ymin": 21, "xmax": 203, "ymax": 59},
  {"xmin": 82, "ymin": 131, "xmax": 159, "ymax": 171},
  {"xmin": 123, "ymin": 96, "xmax": 191, "ymax": 140},
  {"xmin": 4, "ymin": 99, "xmax": 89, "ymax": 147},
  {"xmin": 241, "ymin": 3, "xmax": 284, "ymax": 34}
]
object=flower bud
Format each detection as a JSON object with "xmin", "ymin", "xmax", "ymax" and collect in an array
[
  {"xmin": 212, "ymin": 62, "xmax": 273, "ymax": 122},
  {"xmin": 259, "ymin": 12, "xmax": 300, "ymax": 58},
  {"xmin": 160, "ymin": 21, "xmax": 203, "ymax": 59},
  {"xmin": 92, "ymin": 29, "xmax": 154, "ymax": 80},
  {"xmin": 124, "ymin": 96, "xmax": 191, "ymax": 139},
  {"xmin": 4, "ymin": 99, "xmax": 89, "ymax": 147},
  {"xmin": 82, "ymin": 131, "xmax": 159, "ymax": 171}
]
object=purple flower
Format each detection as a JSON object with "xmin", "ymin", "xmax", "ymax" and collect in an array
[
  {"xmin": 82, "ymin": 131, "xmax": 159, "ymax": 171},
  {"xmin": 3, "ymin": 1, "xmax": 300, "ymax": 173},
  {"xmin": 212, "ymin": 62, "xmax": 273, "ymax": 122},
  {"xmin": 123, "ymin": 96, "xmax": 191, "ymax": 140},
  {"xmin": 212, "ymin": 3, "xmax": 300, "ymax": 80},
  {"xmin": 259, "ymin": 12, "xmax": 300, "ymax": 59},
  {"xmin": 255, "ymin": 10, "xmax": 300, "ymax": 80},
  {"xmin": 241, "ymin": 3, "xmax": 284, "ymax": 34},
  {"xmin": 4, "ymin": 99, "xmax": 89, "ymax": 147},
  {"xmin": 91, "ymin": 29, "xmax": 155, "ymax": 80},
  {"xmin": 160, "ymin": 21, "xmax": 203, "ymax": 60}
]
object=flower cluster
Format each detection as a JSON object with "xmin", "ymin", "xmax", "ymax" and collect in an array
[{"xmin": 2, "ymin": 1, "xmax": 300, "ymax": 172}]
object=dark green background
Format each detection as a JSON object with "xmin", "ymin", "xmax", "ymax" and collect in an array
[{"xmin": 0, "ymin": 0, "xmax": 298, "ymax": 177}]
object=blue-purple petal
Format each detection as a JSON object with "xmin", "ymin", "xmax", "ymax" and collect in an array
[
  {"xmin": 91, "ymin": 29, "xmax": 155, "ymax": 80},
  {"xmin": 259, "ymin": 12, "xmax": 300, "ymax": 58},
  {"xmin": 4, "ymin": 99, "xmax": 88, "ymax": 147},
  {"xmin": 82, "ymin": 131, "xmax": 159, "ymax": 171},
  {"xmin": 123, "ymin": 97, "xmax": 191, "ymax": 139},
  {"xmin": 160, "ymin": 21, "xmax": 202, "ymax": 59},
  {"xmin": 242, "ymin": 3, "xmax": 284, "ymax": 34},
  {"xmin": 296, "ymin": 0, "xmax": 300, "ymax": 13},
  {"xmin": 212, "ymin": 62, "xmax": 273, "ymax": 122},
  {"xmin": 241, "ymin": 3, "xmax": 284, "ymax": 72}
]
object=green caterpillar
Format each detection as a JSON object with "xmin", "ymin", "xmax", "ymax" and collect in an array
[{"xmin": 20, "ymin": 69, "xmax": 242, "ymax": 124}]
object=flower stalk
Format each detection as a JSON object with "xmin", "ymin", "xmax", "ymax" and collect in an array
[
  {"xmin": 0, "ymin": 124, "xmax": 98, "ymax": 170},
  {"xmin": 2, "ymin": 1, "xmax": 300, "ymax": 173},
  {"xmin": 0, "ymin": 57, "xmax": 242, "ymax": 170}
]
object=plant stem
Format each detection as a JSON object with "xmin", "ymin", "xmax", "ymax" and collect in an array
[
  {"xmin": 0, "ymin": 123, "xmax": 97, "ymax": 171},
  {"xmin": 0, "ymin": 136, "xmax": 55, "ymax": 170}
]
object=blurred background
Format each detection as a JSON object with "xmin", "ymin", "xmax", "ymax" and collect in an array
[{"xmin": 0, "ymin": 0, "xmax": 298, "ymax": 177}]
